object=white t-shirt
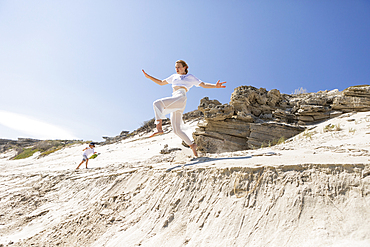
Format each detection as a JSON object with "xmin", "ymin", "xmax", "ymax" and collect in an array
[
  {"xmin": 164, "ymin": 74, "xmax": 202, "ymax": 91},
  {"xmin": 83, "ymin": 147, "xmax": 95, "ymax": 158}
]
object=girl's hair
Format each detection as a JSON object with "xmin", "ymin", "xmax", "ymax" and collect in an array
[{"xmin": 176, "ymin": 60, "xmax": 188, "ymax": 74}]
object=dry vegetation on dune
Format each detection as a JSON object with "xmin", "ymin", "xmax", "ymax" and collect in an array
[{"xmin": 0, "ymin": 139, "xmax": 85, "ymax": 161}]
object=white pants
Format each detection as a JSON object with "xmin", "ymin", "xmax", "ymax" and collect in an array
[{"xmin": 153, "ymin": 89, "xmax": 193, "ymax": 145}]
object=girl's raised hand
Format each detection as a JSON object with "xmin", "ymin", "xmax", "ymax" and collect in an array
[
  {"xmin": 216, "ymin": 80, "xmax": 227, "ymax": 88},
  {"xmin": 142, "ymin": 69, "xmax": 150, "ymax": 78}
]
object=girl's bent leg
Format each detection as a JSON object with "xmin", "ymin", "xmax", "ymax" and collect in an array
[
  {"xmin": 153, "ymin": 100, "xmax": 166, "ymax": 125},
  {"xmin": 153, "ymin": 93, "xmax": 187, "ymax": 125}
]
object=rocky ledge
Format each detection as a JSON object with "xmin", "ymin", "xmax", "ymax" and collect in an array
[{"xmin": 193, "ymin": 85, "xmax": 370, "ymax": 153}]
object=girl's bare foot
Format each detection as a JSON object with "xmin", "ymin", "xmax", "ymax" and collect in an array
[
  {"xmin": 149, "ymin": 130, "xmax": 164, "ymax": 138},
  {"xmin": 190, "ymin": 143, "xmax": 198, "ymax": 157},
  {"xmin": 150, "ymin": 120, "xmax": 163, "ymax": 138}
]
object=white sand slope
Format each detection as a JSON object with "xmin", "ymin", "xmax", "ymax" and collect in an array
[{"xmin": 0, "ymin": 112, "xmax": 369, "ymax": 246}]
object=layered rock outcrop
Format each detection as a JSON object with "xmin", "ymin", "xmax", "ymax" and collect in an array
[{"xmin": 193, "ymin": 85, "xmax": 370, "ymax": 153}]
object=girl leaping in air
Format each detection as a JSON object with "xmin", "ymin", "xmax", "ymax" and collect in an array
[{"xmin": 142, "ymin": 60, "xmax": 226, "ymax": 157}]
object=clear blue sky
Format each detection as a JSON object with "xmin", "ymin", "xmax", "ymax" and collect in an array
[{"xmin": 1, "ymin": 1, "xmax": 369, "ymax": 141}]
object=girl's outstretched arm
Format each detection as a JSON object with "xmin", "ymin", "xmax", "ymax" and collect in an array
[
  {"xmin": 199, "ymin": 80, "xmax": 226, "ymax": 89},
  {"xmin": 142, "ymin": 69, "xmax": 168, "ymax": 86}
]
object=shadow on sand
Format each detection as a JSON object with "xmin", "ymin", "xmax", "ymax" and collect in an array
[{"xmin": 166, "ymin": 155, "xmax": 253, "ymax": 172}]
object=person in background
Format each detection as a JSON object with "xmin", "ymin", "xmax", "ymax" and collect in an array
[{"xmin": 76, "ymin": 142, "xmax": 96, "ymax": 169}]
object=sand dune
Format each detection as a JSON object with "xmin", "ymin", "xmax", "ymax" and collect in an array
[{"xmin": 0, "ymin": 112, "xmax": 369, "ymax": 246}]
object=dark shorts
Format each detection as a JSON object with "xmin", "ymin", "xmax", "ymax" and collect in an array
[{"xmin": 82, "ymin": 154, "xmax": 88, "ymax": 161}]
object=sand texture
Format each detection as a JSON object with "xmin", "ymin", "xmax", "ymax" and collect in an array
[{"xmin": 0, "ymin": 112, "xmax": 370, "ymax": 246}]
